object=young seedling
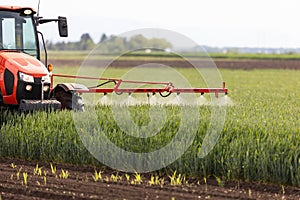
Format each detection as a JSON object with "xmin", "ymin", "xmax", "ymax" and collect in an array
[
  {"xmin": 133, "ymin": 172, "xmax": 142, "ymax": 184},
  {"xmin": 282, "ymin": 185, "xmax": 285, "ymax": 196},
  {"xmin": 149, "ymin": 175, "xmax": 164, "ymax": 186},
  {"xmin": 169, "ymin": 171, "xmax": 183, "ymax": 186},
  {"xmin": 43, "ymin": 176, "xmax": 47, "ymax": 185},
  {"xmin": 214, "ymin": 175, "xmax": 224, "ymax": 187},
  {"xmin": 50, "ymin": 163, "xmax": 56, "ymax": 175},
  {"xmin": 204, "ymin": 177, "xmax": 208, "ymax": 192},
  {"xmin": 148, "ymin": 175, "xmax": 155, "ymax": 186},
  {"xmin": 59, "ymin": 169, "xmax": 69, "ymax": 179},
  {"xmin": 34, "ymin": 164, "xmax": 43, "ymax": 176},
  {"xmin": 34, "ymin": 164, "xmax": 38, "ymax": 175},
  {"xmin": 42, "ymin": 170, "xmax": 48, "ymax": 185},
  {"xmin": 16, "ymin": 167, "xmax": 22, "ymax": 180},
  {"xmin": 110, "ymin": 174, "xmax": 118, "ymax": 182},
  {"xmin": 92, "ymin": 170, "xmax": 103, "ymax": 182},
  {"xmin": 10, "ymin": 163, "xmax": 16, "ymax": 169},
  {"xmin": 248, "ymin": 189, "xmax": 252, "ymax": 198},
  {"xmin": 114, "ymin": 173, "xmax": 122, "ymax": 181},
  {"xmin": 125, "ymin": 174, "xmax": 130, "ymax": 182},
  {"xmin": 157, "ymin": 176, "xmax": 164, "ymax": 186},
  {"xmin": 23, "ymin": 172, "xmax": 28, "ymax": 185}
]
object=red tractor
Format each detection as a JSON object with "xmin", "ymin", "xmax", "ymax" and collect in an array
[
  {"xmin": 0, "ymin": 5, "xmax": 228, "ymax": 112},
  {"xmin": 0, "ymin": 6, "xmax": 85, "ymax": 112}
]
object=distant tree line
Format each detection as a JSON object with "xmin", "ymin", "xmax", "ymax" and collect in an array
[{"xmin": 46, "ymin": 33, "xmax": 172, "ymax": 52}]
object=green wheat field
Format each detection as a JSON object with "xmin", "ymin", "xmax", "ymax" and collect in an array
[{"xmin": 0, "ymin": 67, "xmax": 299, "ymax": 186}]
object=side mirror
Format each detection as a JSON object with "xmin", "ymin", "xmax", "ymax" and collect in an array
[{"xmin": 58, "ymin": 16, "xmax": 68, "ymax": 37}]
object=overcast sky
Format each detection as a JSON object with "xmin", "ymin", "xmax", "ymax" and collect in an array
[{"xmin": 2, "ymin": 0, "xmax": 300, "ymax": 48}]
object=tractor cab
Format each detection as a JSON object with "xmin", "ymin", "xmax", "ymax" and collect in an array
[
  {"xmin": 0, "ymin": 7, "xmax": 39, "ymax": 58},
  {"xmin": 0, "ymin": 6, "xmax": 68, "ymax": 61},
  {"xmin": 0, "ymin": 6, "xmax": 69, "ymax": 111}
]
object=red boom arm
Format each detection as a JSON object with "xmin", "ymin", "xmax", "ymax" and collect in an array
[{"xmin": 51, "ymin": 74, "xmax": 228, "ymax": 97}]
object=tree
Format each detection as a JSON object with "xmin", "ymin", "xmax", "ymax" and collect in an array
[
  {"xmin": 79, "ymin": 33, "xmax": 95, "ymax": 50},
  {"xmin": 45, "ymin": 33, "xmax": 172, "ymax": 52},
  {"xmin": 127, "ymin": 34, "xmax": 149, "ymax": 50},
  {"xmin": 99, "ymin": 33, "xmax": 108, "ymax": 43},
  {"xmin": 148, "ymin": 38, "xmax": 172, "ymax": 49}
]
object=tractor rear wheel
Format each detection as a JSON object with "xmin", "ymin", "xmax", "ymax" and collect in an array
[{"xmin": 53, "ymin": 88, "xmax": 84, "ymax": 111}]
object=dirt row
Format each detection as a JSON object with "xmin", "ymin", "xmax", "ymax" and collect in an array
[
  {"xmin": 49, "ymin": 59, "xmax": 300, "ymax": 69},
  {"xmin": 0, "ymin": 158, "xmax": 299, "ymax": 200}
]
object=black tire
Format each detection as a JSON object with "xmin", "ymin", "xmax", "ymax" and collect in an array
[
  {"xmin": 0, "ymin": 89, "xmax": 3, "ymax": 106},
  {"xmin": 53, "ymin": 88, "xmax": 84, "ymax": 111}
]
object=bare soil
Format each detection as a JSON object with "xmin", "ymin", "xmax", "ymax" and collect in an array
[
  {"xmin": 0, "ymin": 158, "xmax": 299, "ymax": 200},
  {"xmin": 50, "ymin": 58, "xmax": 300, "ymax": 69}
]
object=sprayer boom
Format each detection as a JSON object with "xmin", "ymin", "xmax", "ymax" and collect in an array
[{"xmin": 51, "ymin": 74, "xmax": 228, "ymax": 97}]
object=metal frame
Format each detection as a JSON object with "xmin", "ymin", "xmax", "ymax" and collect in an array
[{"xmin": 51, "ymin": 74, "xmax": 228, "ymax": 97}]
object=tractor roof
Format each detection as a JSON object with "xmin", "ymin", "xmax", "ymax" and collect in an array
[{"xmin": 0, "ymin": 5, "xmax": 36, "ymax": 12}]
